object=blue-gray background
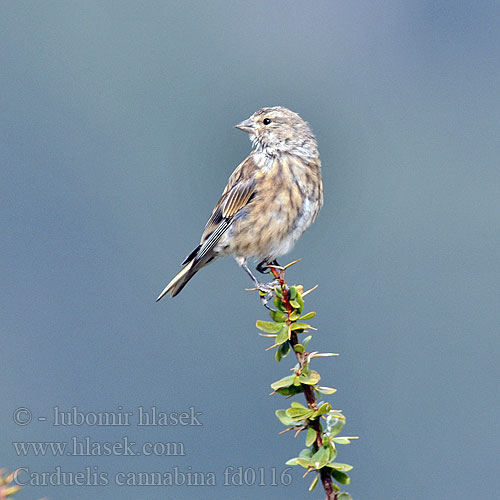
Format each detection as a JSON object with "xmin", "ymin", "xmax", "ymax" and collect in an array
[{"xmin": 1, "ymin": 2, "xmax": 499, "ymax": 499}]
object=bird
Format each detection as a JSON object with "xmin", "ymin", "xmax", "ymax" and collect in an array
[{"xmin": 156, "ymin": 106, "xmax": 323, "ymax": 301}]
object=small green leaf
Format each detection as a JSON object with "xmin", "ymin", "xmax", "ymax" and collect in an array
[
  {"xmin": 308, "ymin": 474, "xmax": 319, "ymax": 491},
  {"xmin": 332, "ymin": 437, "xmax": 354, "ymax": 445},
  {"xmin": 275, "ymin": 324, "xmax": 290, "ymax": 345},
  {"xmin": 330, "ymin": 468, "xmax": 350, "ymax": 485},
  {"xmin": 300, "ymin": 311, "xmax": 316, "ymax": 320},
  {"xmin": 289, "ymin": 299, "xmax": 301, "ymax": 309},
  {"xmin": 286, "ymin": 407, "xmax": 313, "ymax": 420},
  {"xmin": 273, "ymin": 297, "xmax": 287, "ymax": 311},
  {"xmin": 316, "ymin": 386, "xmax": 337, "ymax": 395},
  {"xmin": 274, "ymin": 286, "xmax": 283, "ymax": 298},
  {"xmin": 269, "ymin": 310, "xmax": 287, "ymax": 322},
  {"xmin": 275, "ymin": 340, "xmax": 290, "ymax": 362},
  {"xmin": 276, "ymin": 384, "xmax": 303, "ymax": 396},
  {"xmin": 326, "ymin": 413, "xmax": 346, "ymax": 437},
  {"xmin": 289, "ymin": 310, "xmax": 300, "ymax": 321},
  {"xmin": 285, "ymin": 457, "xmax": 299, "ymax": 466},
  {"xmin": 303, "ymin": 335, "xmax": 313, "ymax": 347},
  {"xmin": 305, "ymin": 427, "xmax": 316, "ymax": 447},
  {"xmin": 290, "ymin": 401, "xmax": 307, "ymax": 409},
  {"xmin": 328, "ymin": 463, "xmax": 353, "ymax": 472},
  {"xmin": 275, "ymin": 409, "xmax": 296, "ymax": 426},
  {"xmin": 299, "ymin": 370, "xmax": 321, "ymax": 385},
  {"xmin": 294, "ymin": 343, "xmax": 305, "ymax": 353},
  {"xmin": 296, "ymin": 292, "xmax": 304, "ymax": 310},
  {"xmin": 291, "ymin": 322, "xmax": 312, "ymax": 331},
  {"xmin": 288, "ymin": 286, "xmax": 298, "ymax": 300},
  {"xmin": 256, "ymin": 320, "xmax": 282, "ymax": 333},
  {"xmin": 316, "ymin": 402, "xmax": 332, "ymax": 416},
  {"xmin": 299, "ymin": 447, "xmax": 313, "ymax": 458},
  {"xmin": 328, "ymin": 443, "xmax": 337, "ymax": 461},
  {"xmin": 3, "ymin": 486, "xmax": 22, "ymax": 496},
  {"xmin": 337, "ymin": 493, "xmax": 353, "ymax": 500},
  {"xmin": 271, "ymin": 375, "xmax": 295, "ymax": 391},
  {"xmin": 311, "ymin": 446, "xmax": 330, "ymax": 469},
  {"xmin": 296, "ymin": 457, "xmax": 315, "ymax": 468}
]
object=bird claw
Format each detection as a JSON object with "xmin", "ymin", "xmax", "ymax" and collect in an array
[
  {"xmin": 257, "ymin": 279, "xmax": 280, "ymax": 294},
  {"xmin": 256, "ymin": 260, "xmax": 270, "ymax": 274},
  {"xmin": 257, "ymin": 280, "xmax": 280, "ymax": 309}
]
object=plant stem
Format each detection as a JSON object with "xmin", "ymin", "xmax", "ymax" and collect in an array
[{"xmin": 270, "ymin": 267, "xmax": 337, "ymax": 500}]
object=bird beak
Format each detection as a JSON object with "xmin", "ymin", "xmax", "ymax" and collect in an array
[{"xmin": 234, "ymin": 118, "xmax": 254, "ymax": 134}]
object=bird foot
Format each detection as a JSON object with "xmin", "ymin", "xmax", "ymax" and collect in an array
[
  {"xmin": 257, "ymin": 280, "xmax": 280, "ymax": 309},
  {"xmin": 256, "ymin": 260, "xmax": 270, "ymax": 274},
  {"xmin": 256, "ymin": 259, "xmax": 280, "ymax": 275}
]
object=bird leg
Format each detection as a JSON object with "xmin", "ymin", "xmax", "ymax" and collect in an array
[{"xmin": 239, "ymin": 259, "xmax": 279, "ymax": 308}]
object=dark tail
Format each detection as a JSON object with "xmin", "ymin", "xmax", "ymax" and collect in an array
[{"xmin": 156, "ymin": 259, "xmax": 201, "ymax": 301}]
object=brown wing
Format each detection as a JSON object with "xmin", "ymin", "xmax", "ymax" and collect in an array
[{"xmin": 183, "ymin": 157, "xmax": 256, "ymax": 265}]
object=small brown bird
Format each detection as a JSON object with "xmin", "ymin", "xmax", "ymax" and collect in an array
[{"xmin": 156, "ymin": 106, "xmax": 323, "ymax": 301}]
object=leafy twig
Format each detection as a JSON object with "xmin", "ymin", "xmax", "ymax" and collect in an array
[{"xmin": 256, "ymin": 261, "xmax": 356, "ymax": 500}]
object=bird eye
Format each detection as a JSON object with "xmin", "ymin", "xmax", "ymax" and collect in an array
[{"xmin": 263, "ymin": 118, "xmax": 271, "ymax": 125}]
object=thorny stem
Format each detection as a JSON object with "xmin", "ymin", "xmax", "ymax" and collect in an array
[{"xmin": 269, "ymin": 267, "xmax": 337, "ymax": 500}]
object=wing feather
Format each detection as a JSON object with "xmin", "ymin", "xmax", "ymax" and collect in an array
[{"xmin": 186, "ymin": 156, "xmax": 257, "ymax": 266}]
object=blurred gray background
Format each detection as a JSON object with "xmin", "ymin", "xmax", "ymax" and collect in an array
[{"xmin": 1, "ymin": 1, "xmax": 499, "ymax": 499}]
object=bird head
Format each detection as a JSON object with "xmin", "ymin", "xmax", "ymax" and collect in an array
[{"xmin": 235, "ymin": 106, "xmax": 317, "ymax": 157}]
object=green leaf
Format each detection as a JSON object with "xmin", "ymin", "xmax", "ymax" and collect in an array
[
  {"xmin": 275, "ymin": 341, "xmax": 290, "ymax": 362},
  {"xmin": 290, "ymin": 401, "xmax": 307, "ymax": 409},
  {"xmin": 296, "ymin": 457, "xmax": 314, "ymax": 468},
  {"xmin": 299, "ymin": 370, "xmax": 321, "ymax": 385},
  {"xmin": 275, "ymin": 409, "xmax": 296, "ymax": 426},
  {"xmin": 337, "ymin": 493, "xmax": 353, "ymax": 500},
  {"xmin": 311, "ymin": 446, "xmax": 330, "ymax": 469},
  {"xmin": 269, "ymin": 310, "xmax": 287, "ymax": 322},
  {"xmin": 316, "ymin": 386, "xmax": 337, "ymax": 395},
  {"xmin": 316, "ymin": 402, "xmax": 332, "ymax": 416},
  {"xmin": 273, "ymin": 297, "xmax": 287, "ymax": 311},
  {"xmin": 326, "ymin": 413, "xmax": 346, "ymax": 437},
  {"xmin": 294, "ymin": 343, "xmax": 305, "ymax": 353},
  {"xmin": 303, "ymin": 335, "xmax": 313, "ymax": 347},
  {"xmin": 289, "ymin": 299, "xmax": 301, "ymax": 309},
  {"xmin": 274, "ymin": 286, "xmax": 283, "ymax": 298},
  {"xmin": 289, "ymin": 310, "xmax": 300, "ymax": 321},
  {"xmin": 271, "ymin": 375, "xmax": 295, "ymax": 391},
  {"xmin": 300, "ymin": 311, "xmax": 316, "ymax": 320},
  {"xmin": 275, "ymin": 347, "xmax": 283, "ymax": 362},
  {"xmin": 332, "ymin": 437, "xmax": 354, "ymax": 445},
  {"xmin": 288, "ymin": 286, "xmax": 297, "ymax": 300},
  {"xmin": 291, "ymin": 322, "xmax": 312, "ymax": 331},
  {"xmin": 328, "ymin": 443, "xmax": 337, "ymax": 461},
  {"xmin": 296, "ymin": 292, "xmax": 304, "ymax": 310},
  {"xmin": 275, "ymin": 324, "xmax": 290, "ymax": 345},
  {"xmin": 330, "ymin": 468, "xmax": 350, "ymax": 485},
  {"xmin": 308, "ymin": 474, "xmax": 319, "ymax": 491},
  {"xmin": 286, "ymin": 407, "xmax": 313, "ymax": 420},
  {"xmin": 285, "ymin": 457, "xmax": 299, "ymax": 466},
  {"xmin": 305, "ymin": 427, "xmax": 317, "ymax": 447},
  {"xmin": 276, "ymin": 384, "xmax": 303, "ymax": 396},
  {"xmin": 256, "ymin": 320, "xmax": 282, "ymax": 333},
  {"xmin": 328, "ymin": 463, "xmax": 353, "ymax": 472}
]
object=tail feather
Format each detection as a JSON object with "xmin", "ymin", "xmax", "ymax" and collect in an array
[{"xmin": 156, "ymin": 260, "xmax": 199, "ymax": 301}]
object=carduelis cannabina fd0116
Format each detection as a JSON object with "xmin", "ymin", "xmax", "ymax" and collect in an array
[{"xmin": 157, "ymin": 106, "xmax": 323, "ymax": 301}]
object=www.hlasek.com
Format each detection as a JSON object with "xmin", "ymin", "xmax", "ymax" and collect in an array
[
  {"xmin": 13, "ymin": 436, "xmax": 186, "ymax": 457},
  {"xmin": 13, "ymin": 466, "xmax": 293, "ymax": 487}
]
